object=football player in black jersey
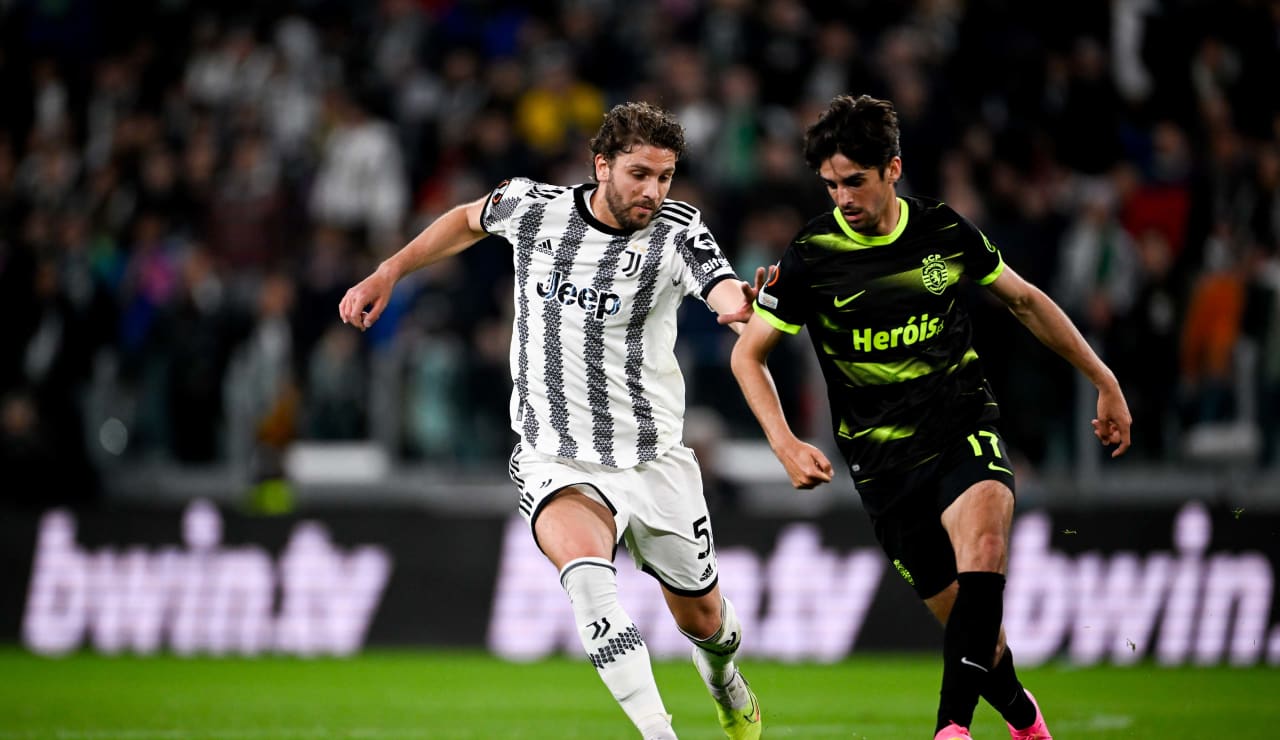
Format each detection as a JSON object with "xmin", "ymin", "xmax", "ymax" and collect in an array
[{"xmin": 731, "ymin": 94, "xmax": 1132, "ymax": 740}]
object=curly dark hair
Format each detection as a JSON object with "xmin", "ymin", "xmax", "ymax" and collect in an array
[
  {"xmin": 589, "ymin": 102, "xmax": 686, "ymax": 165},
  {"xmin": 803, "ymin": 94, "xmax": 901, "ymax": 174}
]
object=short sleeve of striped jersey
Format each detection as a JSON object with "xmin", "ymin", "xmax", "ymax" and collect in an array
[
  {"xmin": 753, "ymin": 246, "xmax": 808, "ymax": 335},
  {"xmin": 673, "ymin": 218, "xmax": 737, "ymax": 300},
  {"xmin": 480, "ymin": 177, "xmax": 538, "ymax": 237}
]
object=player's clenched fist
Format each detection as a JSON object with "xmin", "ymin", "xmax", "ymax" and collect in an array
[
  {"xmin": 776, "ymin": 438, "xmax": 834, "ymax": 490},
  {"xmin": 338, "ymin": 267, "xmax": 395, "ymax": 331}
]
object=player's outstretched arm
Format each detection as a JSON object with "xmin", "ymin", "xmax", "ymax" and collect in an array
[
  {"xmin": 339, "ymin": 196, "xmax": 489, "ymax": 331},
  {"xmin": 986, "ymin": 265, "xmax": 1133, "ymax": 457},
  {"xmin": 711, "ymin": 266, "xmax": 768, "ymax": 332},
  {"xmin": 730, "ymin": 315, "xmax": 835, "ymax": 488}
]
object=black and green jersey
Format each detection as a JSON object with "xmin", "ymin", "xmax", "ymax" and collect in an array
[{"xmin": 754, "ymin": 195, "xmax": 1005, "ymax": 487}]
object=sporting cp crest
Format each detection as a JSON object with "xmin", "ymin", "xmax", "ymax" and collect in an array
[{"xmin": 921, "ymin": 254, "xmax": 948, "ymax": 295}]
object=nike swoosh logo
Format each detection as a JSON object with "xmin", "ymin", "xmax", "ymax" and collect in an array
[
  {"xmin": 742, "ymin": 692, "xmax": 760, "ymax": 723},
  {"xmin": 960, "ymin": 656, "xmax": 990, "ymax": 672},
  {"xmin": 988, "ymin": 461, "xmax": 1013, "ymax": 475},
  {"xmin": 833, "ymin": 290, "xmax": 865, "ymax": 307}
]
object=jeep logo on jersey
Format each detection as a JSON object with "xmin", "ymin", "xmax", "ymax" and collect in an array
[
  {"xmin": 921, "ymin": 253, "xmax": 948, "ymax": 295},
  {"xmin": 536, "ymin": 270, "xmax": 623, "ymax": 319}
]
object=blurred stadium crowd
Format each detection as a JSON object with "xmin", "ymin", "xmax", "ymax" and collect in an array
[{"xmin": 1, "ymin": 0, "xmax": 1278, "ymax": 506}]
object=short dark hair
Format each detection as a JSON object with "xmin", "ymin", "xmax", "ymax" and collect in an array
[
  {"xmin": 589, "ymin": 102, "xmax": 686, "ymax": 163},
  {"xmin": 803, "ymin": 94, "xmax": 900, "ymax": 173}
]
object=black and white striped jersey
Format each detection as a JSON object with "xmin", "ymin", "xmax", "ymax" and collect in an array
[{"xmin": 481, "ymin": 177, "xmax": 738, "ymax": 469}]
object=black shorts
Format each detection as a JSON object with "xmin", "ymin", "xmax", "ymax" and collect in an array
[{"xmin": 857, "ymin": 425, "xmax": 1016, "ymax": 600}]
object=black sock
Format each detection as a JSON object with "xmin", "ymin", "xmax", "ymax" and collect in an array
[
  {"xmin": 937, "ymin": 571, "xmax": 1005, "ymax": 732},
  {"xmin": 979, "ymin": 647, "xmax": 1036, "ymax": 730}
]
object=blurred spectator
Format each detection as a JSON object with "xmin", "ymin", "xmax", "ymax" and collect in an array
[
  {"xmin": 225, "ymin": 271, "xmax": 299, "ymax": 477},
  {"xmin": 16, "ymin": 130, "xmax": 79, "ymax": 211},
  {"xmin": 1118, "ymin": 122, "xmax": 1194, "ymax": 275},
  {"xmin": 401, "ymin": 309, "xmax": 467, "ymax": 461},
  {"xmin": 1180, "ymin": 225, "xmax": 1247, "ymax": 424},
  {"xmin": 803, "ymin": 23, "xmax": 870, "ymax": 109},
  {"xmin": 661, "ymin": 45, "xmax": 720, "ymax": 172},
  {"xmin": 184, "ymin": 20, "xmax": 273, "ymax": 111},
  {"xmin": 310, "ymin": 87, "xmax": 409, "ymax": 248},
  {"xmin": 1054, "ymin": 180, "xmax": 1139, "ymax": 335},
  {"xmin": 1, "ymin": 389, "xmax": 97, "ymax": 508},
  {"xmin": 0, "ymin": 138, "xmax": 19, "ymax": 234},
  {"xmin": 754, "ymin": 0, "xmax": 813, "ymax": 108},
  {"xmin": 513, "ymin": 46, "xmax": 604, "ymax": 161},
  {"xmin": 209, "ymin": 133, "xmax": 287, "ymax": 275},
  {"xmin": 1110, "ymin": 228, "xmax": 1182, "ymax": 460},
  {"xmin": 463, "ymin": 107, "xmax": 535, "ymax": 190},
  {"xmin": 1236, "ymin": 145, "xmax": 1280, "ymax": 253},
  {"xmin": 158, "ymin": 245, "xmax": 244, "ymax": 462},
  {"xmin": 304, "ymin": 323, "xmax": 367, "ymax": 440},
  {"xmin": 1249, "ymin": 250, "xmax": 1280, "ymax": 466},
  {"xmin": 263, "ymin": 15, "xmax": 327, "ymax": 170},
  {"xmin": 705, "ymin": 64, "xmax": 761, "ymax": 190},
  {"xmin": 1046, "ymin": 36, "xmax": 1126, "ymax": 177}
]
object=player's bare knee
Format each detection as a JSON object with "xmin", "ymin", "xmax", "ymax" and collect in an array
[
  {"xmin": 671, "ymin": 594, "xmax": 722, "ymax": 639},
  {"xmin": 960, "ymin": 531, "xmax": 1007, "ymax": 573},
  {"xmin": 979, "ymin": 529, "xmax": 1008, "ymax": 562}
]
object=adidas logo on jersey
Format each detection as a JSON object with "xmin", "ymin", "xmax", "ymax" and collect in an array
[
  {"xmin": 536, "ymin": 270, "xmax": 624, "ymax": 320},
  {"xmin": 699, "ymin": 563, "xmax": 714, "ymax": 582}
]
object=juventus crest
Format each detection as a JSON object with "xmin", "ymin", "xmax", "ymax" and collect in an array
[{"xmin": 621, "ymin": 243, "xmax": 647, "ymax": 277}]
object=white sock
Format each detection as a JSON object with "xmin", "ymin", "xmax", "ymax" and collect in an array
[
  {"xmin": 687, "ymin": 597, "xmax": 749, "ymax": 707},
  {"xmin": 561, "ymin": 558, "xmax": 670, "ymax": 734},
  {"xmin": 637, "ymin": 714, "xmax": 678, "ymax": 740}
]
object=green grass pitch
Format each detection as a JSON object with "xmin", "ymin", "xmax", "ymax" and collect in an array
[{"xmin": 0, "ymin": 648, "xmax": 1276, "ymax": 738}]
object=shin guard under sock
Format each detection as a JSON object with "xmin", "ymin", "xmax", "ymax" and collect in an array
[
  {"xmin": 561, "ymin": 557, "xmax": 669, "ymax": 734},
  {"xmin": 684, "ymin": 596, "xmax": 743, "ymax": 688},
  {"xmin": 937, "ymin": 571, "xmax": 1005, "ymax": 732}
]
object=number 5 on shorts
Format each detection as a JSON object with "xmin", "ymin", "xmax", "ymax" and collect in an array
[{"xmin": 693, "ymin": 516, "xmax": 712, "ymax": 560}]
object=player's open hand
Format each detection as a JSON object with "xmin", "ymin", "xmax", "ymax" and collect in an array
[
  {"xmin": 1092, "ymin": 385, "xmax": 1132, "ymax": 457},
  {"xmin": 716, "ymin": 266, "xmax": 768, "ymax": 325},
  {"xmin": 776, "ymin": 437, "xmax": 834, "ymax": 490},
  {"xmin": 338, "ymin": 268, "xmax": 396, "ymax": 331}
]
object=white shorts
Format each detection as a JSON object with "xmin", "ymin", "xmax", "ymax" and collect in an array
[{"xmin": 508, "ymin": 442, "xmax": 719, "ymax": 595}]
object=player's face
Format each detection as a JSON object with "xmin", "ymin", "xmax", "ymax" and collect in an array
[
  {"xmin": 818, "ymin": 153, "xmax": 902, "ymax": 236},
  {"xmin": 594, "ymin": 145, "xmax": 677, "ymax": 231}
]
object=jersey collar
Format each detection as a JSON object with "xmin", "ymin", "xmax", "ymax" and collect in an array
[
  {"xmin": 833, "ymin": 197, "xmax": 909, "ymax": 246},
  {"xmin": 575, "ymin": 184, "xmax": 634, "ymax": 236}
]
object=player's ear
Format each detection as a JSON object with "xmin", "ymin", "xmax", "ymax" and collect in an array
[
  {"xmin": 887, "ymin": 156, "xmax": 903, "ymax": 185},
  {"xmin": 593, "ymin": 153, "xmax": 611, "ymax": 183}
]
